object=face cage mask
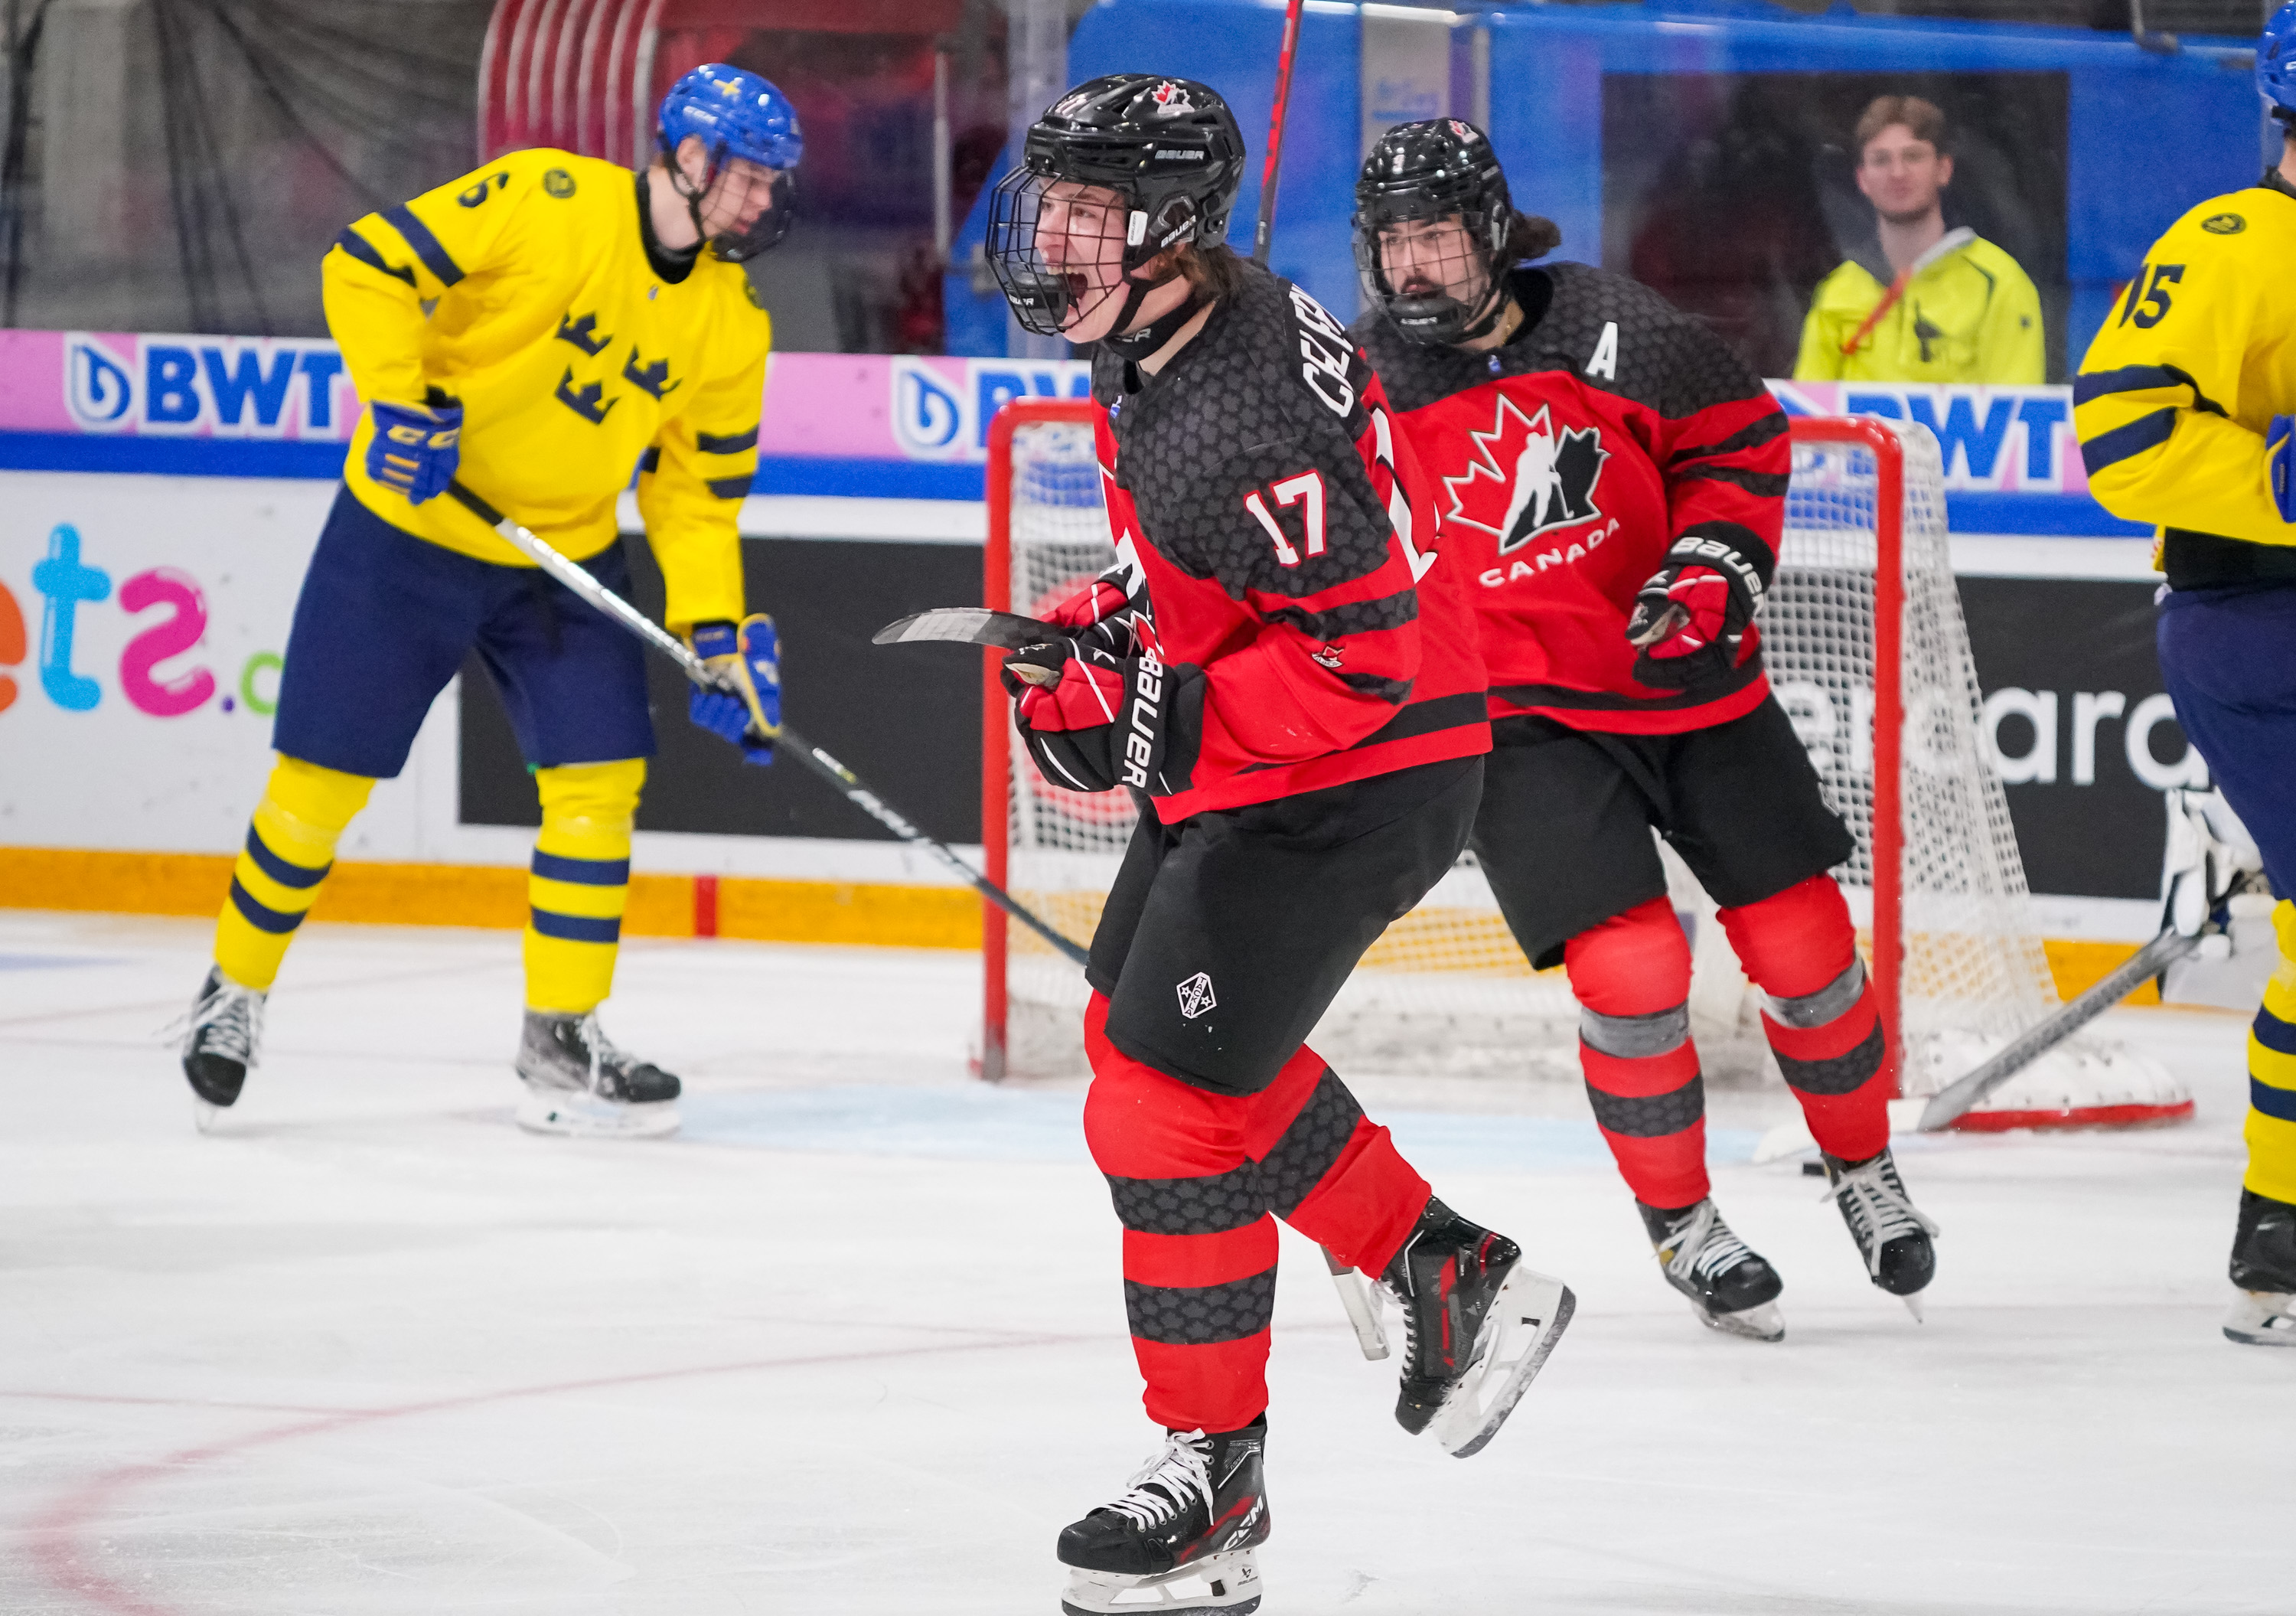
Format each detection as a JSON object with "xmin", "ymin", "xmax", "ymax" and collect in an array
[
  {"xmin": 1353, "ymin": 204, "xmax": 1512, "ymax": 348},
  {"xmin": 987, "ymin": 166, "xmax": 1190, "ymax": 339},
  {"xmin": 674, "ymin": 150, "xmax": 796, "ymax": 262}
]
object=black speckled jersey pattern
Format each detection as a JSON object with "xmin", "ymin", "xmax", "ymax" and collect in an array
[
  {"xmin": 1349, "ymin": 260, "xmax": 1792, "ymax": 736},
  {"xmin": 1096, "ymin": 267, "xmax": 1394, "ymax": 602},
  {"xmin": 1355, "ymin": 262, "xmax": 1766, "ymax": 423}
]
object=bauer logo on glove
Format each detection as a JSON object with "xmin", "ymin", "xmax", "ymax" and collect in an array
[
  {"xmin": 1004, "ymin": 629, "xmax": 1199, "ymax": 797},
  {"xmin": 1625, "ymin": 530, "xmax": 1769, "ymax": 691},
  {"xmin": 686, "ymin": 613, "xmax": 781, "ymax": 765}
]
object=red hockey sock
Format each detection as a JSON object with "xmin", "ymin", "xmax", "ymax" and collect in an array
[
  {"xmin": 1719, "ymin": 876, "xmax": 1890, "ymax": 1163},
  {"xmin": 1081, "ymin": 994, "xmax": 1429, "ymax": 1432},
  {"xmin": 1564, "ymin": 898, "xmax": 1709, "ymax": 1210}
]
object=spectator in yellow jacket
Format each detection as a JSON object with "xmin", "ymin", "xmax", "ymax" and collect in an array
[{"xmin": 1795, "ymin": 96, "xmax": 2044, "ymax": 385}]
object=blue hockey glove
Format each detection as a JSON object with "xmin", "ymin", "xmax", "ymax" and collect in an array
[
  {"xmin": 2270, "ymin": 416, "xmax": 2296, "ymax": 524},
  {"xmin": 366, "ymin": 395, "xmax": 461, "ymax": 504},
  {"xmin": 687, "ymin": 614, "xmax": 781, "ymax": 765}
]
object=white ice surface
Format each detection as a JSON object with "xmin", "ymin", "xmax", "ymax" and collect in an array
[{"xmin": 0, "ymin": 910, "xmax": 2285, "ymax": 1615}]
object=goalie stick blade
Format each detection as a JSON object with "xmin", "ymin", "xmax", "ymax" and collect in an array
[{"xmin": 871, "ymin": 607, "xmax": 1053, "ymax": 650}]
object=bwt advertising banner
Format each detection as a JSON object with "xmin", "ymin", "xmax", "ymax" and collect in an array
[{"xmin": 0, "ymin": 328, "xmax": 2196, "ymax": 909}]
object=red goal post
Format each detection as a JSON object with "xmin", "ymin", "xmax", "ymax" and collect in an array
[{"xmin": 977, "ymin": 399, "xmax": 2188, "ymax": 1129}]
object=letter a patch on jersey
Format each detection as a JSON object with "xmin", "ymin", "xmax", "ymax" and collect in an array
[{"xmin": 1440, "ymin": 393, "xmax": 1608, "ymax": 554}]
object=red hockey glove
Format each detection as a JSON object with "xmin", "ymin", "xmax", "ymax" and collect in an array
[
  {"xmin": 1003, "ymin": 635, "xmax": 1198, "ymax": 796},
  {"xmin": 1626, "ymin": 533, "xmax": 1766, "ymax": 690},
  {"xmin": 1043, "ymin": 572, "xmax": 1135, "ymax": 634}
]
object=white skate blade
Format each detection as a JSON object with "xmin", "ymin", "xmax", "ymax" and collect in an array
[
  {"xmin": 1060, "ymin": 1548, "xmax": 1261, "ymax": 1614},
  {"xmin": 515, "ymin": 1089, "xmax": 679, "ymax": 1140},
  {"xmin": 1430, "ymin": 1267, "xmax": 1575, "ymax": 1459},
  {"xmin": 1695, "ymin": 1298, "xmax": 1785, "ymax": 1343},
  {"xmin": 191, "ymin": 1097, "xmax": 223, "ymax": 1135},
  {"xmin": 2223, "ymin": 1288, "xmax": 2296, "ymax": 1347},
  {"xmin": 1900, "ymin": 1291, "xmax": 1927, "ymax": 1324}
]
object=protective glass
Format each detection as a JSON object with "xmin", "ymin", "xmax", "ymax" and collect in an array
[{"xmin": 988, "ymin": 169, "xmax": 1137, "ymax": 337}]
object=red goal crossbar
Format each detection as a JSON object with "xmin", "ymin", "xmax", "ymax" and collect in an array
[{"xmin": 982, "ymin": 403, "xmax": 1912, "ymax": 1094}]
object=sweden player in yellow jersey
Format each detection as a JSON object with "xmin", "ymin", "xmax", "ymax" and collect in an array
[
  {"xmin": 1794, "ymin": 96, "xmax": 2044, "ymax": 385},
  {"xmin": 2075, "ymin": 6, "xmax": 2296, "ymax": 1347},
  {"xmin": 175, "ymin": 64, "xmax": 799, "ymax": 1141}
]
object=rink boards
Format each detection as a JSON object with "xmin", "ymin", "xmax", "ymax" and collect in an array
[{"xmin": 0, "ymin": 365, "xmax": 2200, "ymax": 968}]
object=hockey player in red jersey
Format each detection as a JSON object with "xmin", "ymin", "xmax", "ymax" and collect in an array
[
  {"xmin": 1348, "ymin": 119, "xmax": 1939, "ymax": 1341},
  {"xmin": 982, "ymin": 77, "xmax": 1573, "ymax": 1614}
]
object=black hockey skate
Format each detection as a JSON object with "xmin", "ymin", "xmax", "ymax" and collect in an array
[
  {"xmin": 513, "ymin": 1010, "xmax": 681, "ymax": 1139},
  {"xmin": 1640, "ymin": 1198, "xmax": 1786, "ymax": 1342},
  {"xmin": 1382, "ymin": 1197, "xmax": 1574, "ymax": 1458},
  {"xmin": 2225, "ymin": 1188, "xmax": 2296, "ymax": 1347},
  {"xmin": 1057, "ymin": 1420, "xmax": 1268, "ymax": 1615},
  {"xmin": 178, "ymin": 966, "xmax": 264, "ymax": 1130},
  {"xmin": 1822, "ymin": 1147, "xmax": 1939, "ymax": 1318}
]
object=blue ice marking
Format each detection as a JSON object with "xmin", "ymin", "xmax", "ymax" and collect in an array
[{"xmin": 677, "ymin": 1085, "xmax": 1760, "ymax": 1173}]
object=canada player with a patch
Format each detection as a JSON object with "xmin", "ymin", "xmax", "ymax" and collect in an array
[
  {"xmin": 174, "ymin": 66, "xmax": 797, "ymax": 1141},
  {"xmin": 1350, "ymin": 120, "xmax": 1939, "ymax": 1342},
  {"xmin": 2073, "ymin": 4, "xmax": 2296, "ymax": 1350},
  {"xmin": 983, "ymin": 75, "xmax": 1573, "ymax": 1614}
]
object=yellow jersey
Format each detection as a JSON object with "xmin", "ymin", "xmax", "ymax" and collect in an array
[
  {"xmin": 2075, "ymin": 175, "xmax": 2296, "ymax": 587},
  {"xmin": 1794, "ymin": 233, "xmax": 2044, "ymax": 386},
  {"xmin": 325, "ymin": 149, "xmax": 768, "ymax": 633}
]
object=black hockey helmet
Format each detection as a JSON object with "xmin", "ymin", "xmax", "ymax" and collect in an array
[
  {"xmin": 1353, "ymin": 119, "xmax": 1517, "ymax": 347},
  {"xmin": 987, "ymin": 73, "xmax": 1246, "ymax": 338}
]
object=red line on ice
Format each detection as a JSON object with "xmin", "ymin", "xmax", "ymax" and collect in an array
[{"xmin": 24, "ymin": 1327, "xmax": 1088, "ymax": 1615}]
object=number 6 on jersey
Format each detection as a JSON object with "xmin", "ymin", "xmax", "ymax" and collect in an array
[{"xmin": 1244, "ymin": 470, "xmax": 1327, "ymax": 566}]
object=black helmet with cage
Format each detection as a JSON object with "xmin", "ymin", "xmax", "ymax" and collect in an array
[
  {"xmin": 1353, "ymin": 118, "xmax": 1521, "ymax": 347},
  {"xmin": 987, "ymin": 73, "xmax": 1246, "ymax": 344}
]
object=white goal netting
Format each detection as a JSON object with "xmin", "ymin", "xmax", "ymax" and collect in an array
[{"xmin": 986, "ymin": 411, "xmax": 2186, "ymax": 1125}]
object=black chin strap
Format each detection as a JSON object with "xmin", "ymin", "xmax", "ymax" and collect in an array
[
  {"xmin": 1101, "ymin": 279, "xmax": 1207, "ymax": 361},
  {"xmin": 1452, "ymin": 276, "xmax": 1513, "ymax": 344}
]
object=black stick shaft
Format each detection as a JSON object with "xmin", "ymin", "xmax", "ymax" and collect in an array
[
  {"xmin": 1251, "ymin": 0, "xmax": 1306, "ymax": 266},
  {"xmin": 1916, "ymin": 926, "xmax": 2198, "ymax": 1131},
  {"xmin": 447, "ymin": 480, "xmax": 1090, "ymax": 968}
]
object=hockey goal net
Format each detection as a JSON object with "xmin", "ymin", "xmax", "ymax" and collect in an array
[{"xmin": 979, "ymin": 400, "xmax": 2189, "ymax": 1130}]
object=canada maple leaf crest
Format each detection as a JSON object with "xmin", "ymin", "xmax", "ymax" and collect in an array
[{"xmin": 1440, "ymin": 393, "xmax": 1608, "ymax": 554}]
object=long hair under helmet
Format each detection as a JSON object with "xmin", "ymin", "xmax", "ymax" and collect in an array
[
  {"xmin": 657, "ymin": 64, "xmax": 804, "ymax": 261},
  {"xmin": 986, "ymin": 74, "xmax": 1244, "ymax": 349}
]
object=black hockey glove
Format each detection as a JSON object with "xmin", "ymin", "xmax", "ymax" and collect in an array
[
  {"xmin": 1625, "ymin": 531, "xmax": 1767, "ymax": 690},
  {"xmin": 1005, "ymin": 636, "xmax": 1201, "ymax": 796}
]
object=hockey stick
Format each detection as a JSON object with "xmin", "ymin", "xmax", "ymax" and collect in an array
[
  {"xmin": 1916, "ymin": 927, "xmax": 2198, "ymax": 1131},
  {"xmin": 1839, "ymin": 226, "xmax": 1975, "ymax": 356},
  {"xmin": 1249, "ymin": 0, "xmax": 1307, "ymax": 267},
  {"xmin": 443, "ymin": 480, "xmax": 1091, "ymax": 969}
]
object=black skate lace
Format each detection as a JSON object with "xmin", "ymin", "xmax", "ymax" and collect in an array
[
  {"xmin": 166, "ymin": 978, "xmax": 264, "ymax": 1066},
  {"xmin": 1102, "ymin": 1429, "xmax": 1213, "ymax": 1530},
  {"xmin": 1662, "ymin": 1201, "xmax": 1754, "ymax": 1285},
  {"xmin": 1825, "ymin": 1156, "xmax": 1940, "ymax": 1278}
]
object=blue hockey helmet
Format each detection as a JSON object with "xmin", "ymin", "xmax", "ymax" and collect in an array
[
  {"xmin": 2261, "ymin": 4, "xmax": 2296, "ymax": 119},
  {"xmin": 657, "ymin": 64, "xmax": 803, "ymax": 259}
]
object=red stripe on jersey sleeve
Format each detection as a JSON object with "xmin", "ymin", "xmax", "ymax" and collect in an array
[{"xmin": 1655, "ymin": 393, "xmax": 1789, "ymax": 576}]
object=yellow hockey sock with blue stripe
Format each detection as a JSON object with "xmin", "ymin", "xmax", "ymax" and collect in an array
[
  {"xmin": 523, "ymin": 758, "xmax": 644, "ymax": 1015},
  {"xmin": 213, "ymin": 756, "xmax": 375, "ymax": 992},
  {"xmin": 2247, "ymin": 900, "xmax": 2296, "ymax": 1205}
]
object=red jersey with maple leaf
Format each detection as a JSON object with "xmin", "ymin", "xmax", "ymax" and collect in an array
[
  {"xmin": 1091, "ymin": 261, "xmax": 1489, "ymax": 823},
  {"xmin": 1349, "ymin": 263, "xmax": 1790, "ymax": 736}
]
